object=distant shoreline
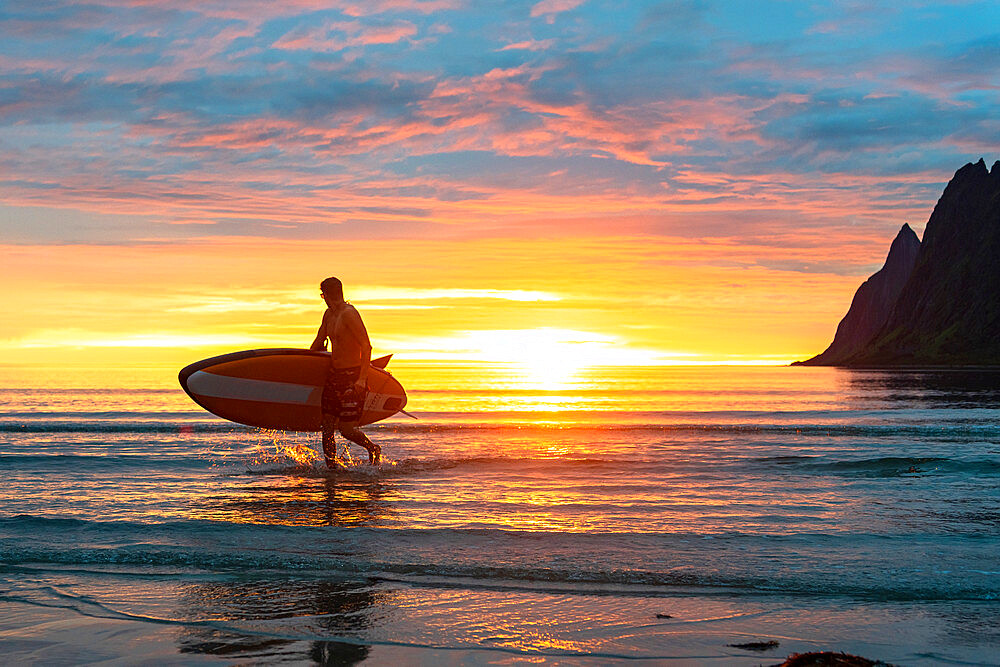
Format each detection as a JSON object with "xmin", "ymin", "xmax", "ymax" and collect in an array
[{"xmin": 791, "ymin": 363, "xmax": 1000, "ymax": 370}]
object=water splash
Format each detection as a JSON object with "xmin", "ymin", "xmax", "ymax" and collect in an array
[
  {"xmin": 236, "ymin": 429, "xmax": 397, "ymax": 473},
  {"xmin": 241, "ymin": 430, "xmax": 321, "ymax": 470}
]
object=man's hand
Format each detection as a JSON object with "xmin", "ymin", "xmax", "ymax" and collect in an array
[{"xmin": 310, "ymin": 309, "xmax": 330, "ymax": 351}]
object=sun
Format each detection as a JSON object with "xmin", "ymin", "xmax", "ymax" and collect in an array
[
  {"xmin": 382, "ymin": 327, "xmax": 665, "ymax": 390},
  {"xmin": 459, "ymin": 328, "xmax": 649, "ymax": 389}
]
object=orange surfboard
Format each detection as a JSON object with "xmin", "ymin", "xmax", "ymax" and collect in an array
[{"xmin": 178, "ymin": 349, "xmax": 406, "ymax": 431}]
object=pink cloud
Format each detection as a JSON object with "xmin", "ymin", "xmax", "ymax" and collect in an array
[
  {"xmin": 336, "ymin": 0, "xmax": 460, "ymax": 17},
  {"xmin": 84, "ymin": 0, "xmax": 459, "ymax": 20},
  {"xmin": 498, "ymin": 39, "xmax": 556, "ymax": 51},
  {"xmin": 0, "ymin": 44, "xmax": 948, "ymax": 242},
  {"xmin": 530, "ymin": 0, "xmax": 586, "ymax": 19},
  {"xmin": 0, "ymin": 5, "xmax": 966, "ymax": 260},
  {"xmin": 273, "ymin": 20, "xmax": 418, "ymax": 51},
  {"xmin": 417, "ymin": 67, "xmax": 809, "ymax": 167},
  {"xmin": 0, "ymin": 145, "xmax": 939, "ymax": 243}
]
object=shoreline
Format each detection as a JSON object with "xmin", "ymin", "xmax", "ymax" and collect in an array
[
  {"xmin": 1, "ymin": 580, "xmax": 991, "ymax": 665},
  {"xmin": 0, "ymin": 600, "xmax": 906, "ymax": 666}
]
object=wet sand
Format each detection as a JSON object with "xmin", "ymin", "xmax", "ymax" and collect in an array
[{"xmin": 1, "ymin": 587, "xmax": 988, "ymax": 665}]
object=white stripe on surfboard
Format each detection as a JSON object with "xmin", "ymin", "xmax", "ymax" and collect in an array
[{"xmin": 187, "ymin": 371, "xmax": 321, "ymax": 406}]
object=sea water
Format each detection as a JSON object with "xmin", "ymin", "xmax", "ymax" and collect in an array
[{"xmin": 1, "ymin": 364, "xmax": 999, "ymax": 665}]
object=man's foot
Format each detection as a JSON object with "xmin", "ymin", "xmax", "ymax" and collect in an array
[{"xmin": 369, "ymin": 444, "xmax": 381, "ymax": 465}]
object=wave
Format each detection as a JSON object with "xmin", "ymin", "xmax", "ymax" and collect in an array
[
  {"xmin": 0, "ymin": 453, "xmax": 220, "ymax": 471},
  {"xmin": 2, "ymin": 543, "xmax": 996, "ymax": 603},
  {"xmin": 292, "ymin": 454, "xmax": 627, "ymax": 478},
  {"xmin": 0, "ymin": 450, "xmax": 630, "ymax": 476},
  {"xmin": 3, "ymin": 516, "xmax": 998, "ymax": 603},
  {"xmin": 757, "ymin": 455, "xmax": 1000, "ymax": 477},
  {"xmin": 4, "ymin": 418, "xmax": 999, "ymax": 437},
  {"xmin": 2, "ymin": 411, "xmax": 206, "ymax": 419},
  {"xmin": 0, "ymin": 421, "xmax": 251, "ymax": 433},
  {"xmin": 4, "ymin": 443, "xmax": 999, "ymax": 480},
  {"xmin": 3, "ymin": 441, "xmax": 998, "ymax": 483},
  {"xmin": 0, "ymin": 388, "xmax": 178, "ymax": 395},
  {"xmin": 8, "ymin": 513, "xmax": 995, "ymax": 539}
]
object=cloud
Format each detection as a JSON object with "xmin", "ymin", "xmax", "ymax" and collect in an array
[
  {"xmin": 0, "ymin": 0, "xmax": 997, "ymax": 253},
  {"xmin": 68, "ymin": 0, "xmax": 459, "ymax": 21},
  {"xmin": 530, "ymin": 0, "xmax": 587, "ymax": 19},
  {"xmin": 498, "ymin": 39, "xmax": 556, "ymax": 51},
  {"xmin": 273, "ymin": 19, "xmax": 418, "ymax": 52},
  {"xmin": 350, "ymin": 287, "xmax": 563, "ymax": 301},
  {"xmin": 757, "ymin": 91, "xmax": 997, "ymax": 156},
  {"xmin": 11, "ymin": 329, "xmax": 272, "ymax": 349}
]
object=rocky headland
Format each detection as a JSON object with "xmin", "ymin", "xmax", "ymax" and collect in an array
[{"xmin": 797, "ymin": 158, "xmax": 1000, "ymax": 366}]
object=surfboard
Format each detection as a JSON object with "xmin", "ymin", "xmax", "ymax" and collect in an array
[{"xmin": 178, "ymin": 349, "xmax": 406, "ymax": 431}]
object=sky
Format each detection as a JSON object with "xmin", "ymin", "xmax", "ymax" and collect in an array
[{"xmin": 1, "ymin": 0, "xmax": 998, "ymax": 369}]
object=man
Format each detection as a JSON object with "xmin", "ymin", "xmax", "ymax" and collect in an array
[{"xmin": 310, "ymin": 277, "xmax": 381, "ymax": 467}]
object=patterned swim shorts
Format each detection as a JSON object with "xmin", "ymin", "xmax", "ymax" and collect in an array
[{"xmin": 321, "ymin": 365, "xmax": 365, "ymax": 422}]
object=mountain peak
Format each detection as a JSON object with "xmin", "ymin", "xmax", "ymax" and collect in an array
[
  {"xmin": 800, "ymin": 159, "xmax": 1000, "ymax": 366},
  {"xmin": 884, "ymin": 223, "xmax": 921, "ymax": 268},
  {"xmin": 951, "ymin": 158, "xmax": 989, "ymax": 183},
  {"xmin": 795, "ymin": 223, "xmax": 920, "ymax": 366},
  {"xmin": 893, "ymin": 223, "xmax": 918, "ymax": 245}
]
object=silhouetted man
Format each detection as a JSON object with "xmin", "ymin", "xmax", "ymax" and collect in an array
[{"xmin": 310, "ymin": 277, "xmax": 381, "ymax": 466}]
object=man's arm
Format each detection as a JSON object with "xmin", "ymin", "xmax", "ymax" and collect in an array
[{"xmin": 309, "ymin": 310, "xmax": 329, "ymax": 351}]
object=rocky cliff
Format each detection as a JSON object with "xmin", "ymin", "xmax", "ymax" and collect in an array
[
  {"xmin": 799, "ymin": 158, "xmax": 1000, "ymax": 366},
  {"xmin": 797, "ymin": 224, "xmax": 920, "ymax": 365}
]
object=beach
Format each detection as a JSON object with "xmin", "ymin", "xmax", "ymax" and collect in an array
[{"xmin": 2, "ymin": 364, "xmax": 999, "ymax": 665}]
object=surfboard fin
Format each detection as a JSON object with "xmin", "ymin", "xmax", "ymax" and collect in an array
[
  {"xmin": 400, "ymin": 410, "xmax": 418, "ymax": 419},
  {"xmin": 371, "ymin": 354, "xmax": 392, "ymax": 369}
]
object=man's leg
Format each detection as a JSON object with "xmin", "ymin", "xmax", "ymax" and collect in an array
[
  {"xmin": 322, "ymin": 415, "xmax": 338, "ymax": 468},
  {"xmin": 320, "ymin": 364, "xmax": 344, "ymax": 469},
  {"xmin": 336, "ymin": 378, "xmax": 379, "ymax": 465},
  {"xmin": 339, "ymin": 423, "xmax": 380, "ymax": 465}
]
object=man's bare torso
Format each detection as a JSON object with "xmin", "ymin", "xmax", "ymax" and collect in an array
[{"xmin": 322, "ymin": 304, "xmax": 366, "ymax": 368}]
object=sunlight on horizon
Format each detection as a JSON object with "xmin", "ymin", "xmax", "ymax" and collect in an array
[
  {"xmin": 1, "ymin": 237, "xmax": 862, "ymax": 368},
  {"xmin": 2, "ymin": 325, "xmax": 798, "ymax": 371}
]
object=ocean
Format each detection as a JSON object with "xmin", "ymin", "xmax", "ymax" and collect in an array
[{"xmin": 1, "ymin": 363, "xmax": 998, "ymax": 665}]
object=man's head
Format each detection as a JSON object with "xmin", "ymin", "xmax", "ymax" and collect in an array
[{"xmin": 320, "ymin": 277, "xmax": 344, "ymax": 306}]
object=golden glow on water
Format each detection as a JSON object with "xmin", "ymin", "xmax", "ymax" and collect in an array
[
  {"xmin": 4, "ymin": 364, "xmax": 997, "ymax": 667},
  {"xmin": 0, "ymin": 360, "xmax": 843, "ymax": 414},
  {"xmin": 2, "ymin": 362, "xmax": 878, "ymax": 533}
]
